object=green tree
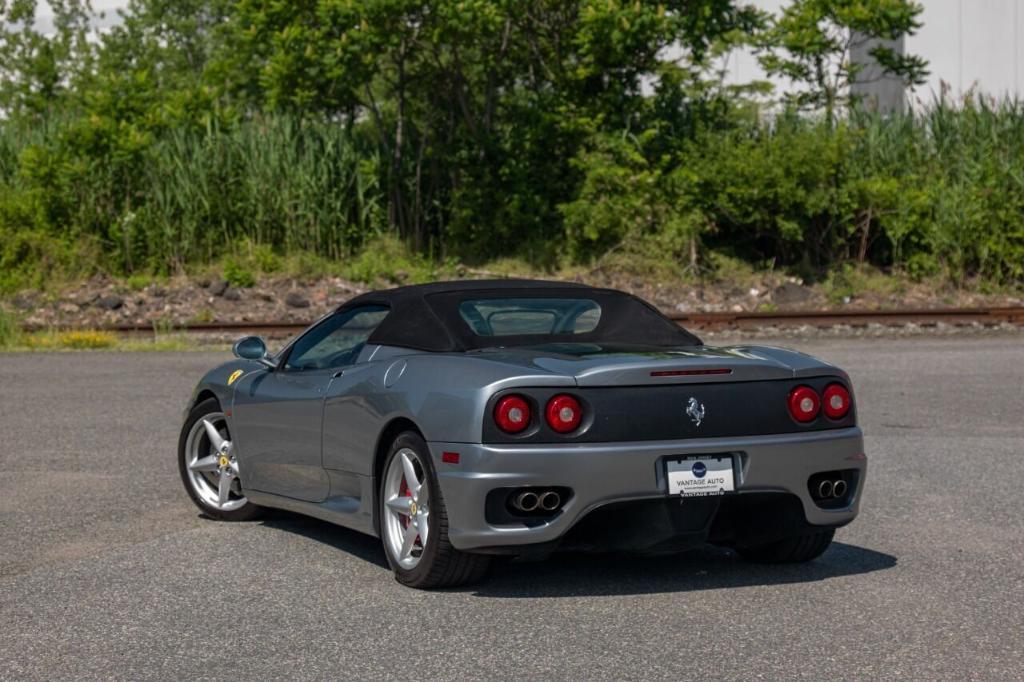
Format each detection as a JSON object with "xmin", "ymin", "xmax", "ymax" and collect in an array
[
  {"xmin": 210, "ymin": 0, "xmax": 759, "ymax": 257},
  {"xmin": 758, "ymin": 0, "xmax": 928, "ymax": 124},
  {"xmin": 0, "ymin": 0, "xmax": 94, "ymax": 118}
]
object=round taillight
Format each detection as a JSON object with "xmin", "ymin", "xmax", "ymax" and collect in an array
[
  {"xmin": 494, "ymin": 395, "xmax": 531, "ymax": 433},
  {"xmin": 823, "ymin": 383, "xmax": 851, "ymax": 419},
  {"xmin": 545, "ymin": 394, "xmax": 583, "ymax": 433},
  {"xmin": 788, "ymin": 386, "xmax": 820, "ymax": 423}
]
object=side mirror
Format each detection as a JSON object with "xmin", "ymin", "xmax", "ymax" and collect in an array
[{"xmin": 232, "ymin": 336, "xmax": 276, "ymax": 369}]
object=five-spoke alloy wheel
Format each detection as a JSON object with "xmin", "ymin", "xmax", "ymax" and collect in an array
[
  {"xmin": 179, "ymin": 397, "xmax": 262, "ymax": 521},
  {"xmin": 379, "ymin": 432, "xmax": 490, "ymax": 588},
  {"xmin": 382, "ymin": 447, "xmax": 431, "ymax": 569}
]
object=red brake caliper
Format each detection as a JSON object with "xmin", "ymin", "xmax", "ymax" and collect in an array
[
  {"xmin": 399, "ymin": 477, "xmax": 410, "ymax": 529},
  {"xmin": 398, "ymin": 475, "xmax": 420, "ymax": 548}
]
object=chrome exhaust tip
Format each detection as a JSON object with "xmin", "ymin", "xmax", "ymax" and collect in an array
[
  {"xmin": 514, "ymin": 491, "xmax": 540, "ymax": 512},
  {"xmin": 832, "ymin": 479, "xmax": 848, "ymax": 498},
  {"xmin": 539, "ymin": 491, "xmax": 561, "ymax": 512},
  {"xmin": 817, "ymin": 480, "xmax": 834, "ymax": 499}
]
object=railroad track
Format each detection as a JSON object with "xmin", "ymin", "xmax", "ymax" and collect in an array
[
  {"xmin": 669, "ymin": 306, "xmax": 1024, "ymax": 330},
  {"xmin": 24, "ymin": 306, "xmax": 1024, "ymax": 336}
]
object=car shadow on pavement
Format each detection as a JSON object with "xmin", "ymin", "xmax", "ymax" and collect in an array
[
  {"xmin": 250, "ymin": 511, "xmax": 895, "ymax": 596},
  {"xmin": 257, "ymin": 510, "xmax": 391, "ymax": 569},
  {"xmin": 468, "ymin": 542, "xmax": 896, "ymax": 598}
]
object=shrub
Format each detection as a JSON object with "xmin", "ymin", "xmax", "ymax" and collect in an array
[
  {"xmin": 222, "ymin": 258, "xmax": 257, "ymax": 288},
  {"xmin": 2, "ymin": 100, "xmax": 1024, "ymax": 289}
]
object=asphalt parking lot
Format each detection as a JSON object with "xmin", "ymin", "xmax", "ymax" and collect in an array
[{"xmin": 1, "ymin": 336, "xmax": 1023, "ymax": 679}]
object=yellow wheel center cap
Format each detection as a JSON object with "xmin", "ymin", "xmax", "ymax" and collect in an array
[
  {"xmin": 409, "ymin": 501, "xmax": 418, "ymax": 516},
  {"xmin": 218, "ymin": 455, "xmax": 230, "ymax": 469}
]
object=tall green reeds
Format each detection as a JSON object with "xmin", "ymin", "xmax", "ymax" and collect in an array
[
  {"xmin": 139, "ymin": 118, "xmax": 383, "ymax": 270},
  {"xmin": 848, "ymin": 95, "xmax": 1024, "ymax": 282},
  {"xmin": 1, "ymin": 115, "xmax": 384, "ymax": 280}
]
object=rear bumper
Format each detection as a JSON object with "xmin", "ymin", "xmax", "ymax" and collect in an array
[{"xmin": 428, "ymin": 428, "xmax": 866, "ymax": 551}]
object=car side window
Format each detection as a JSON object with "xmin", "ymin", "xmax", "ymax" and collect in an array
[{"xmin": 284, "ymin": 305, "xmax": 389, "ymax": 371}]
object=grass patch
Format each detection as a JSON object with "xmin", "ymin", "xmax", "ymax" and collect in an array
[
  {"xmin": 25, "ymin": 330, "xmax": 117, "ymax": 349},
  {"xmin": 118, "ymin": 334, "xmax": 212, "ymax": 352},
  {"xmin": 705, "ymin": 252, "xmax": 767, "ymax": 290},
  {"xmin": 338, "ymin": 233, "xmax": 454, "ymax": 284},
  {"xmin": 821, "ymin": 264, "xmax": 904, "ymax": 305},
  {"xmin": 0, "ymin": 326, "xmax": 215, "ymax": 352},
  {"xmin": 0, "ymin": 307, "xmax": 22, "ymax": 348}
]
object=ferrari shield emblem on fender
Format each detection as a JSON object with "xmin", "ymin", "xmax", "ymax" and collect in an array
[
  {"xmin": 686, "ymin": 397, "xmax": 706, "ymax": 427},
  {"xmin": 227, "ymin": 369, "xmax": 243, "ymax": 386}
]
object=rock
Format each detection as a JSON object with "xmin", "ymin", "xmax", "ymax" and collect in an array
[
  {"xmin": 11, "ymin": 293, "xmax": 35, "ymax": 310},
  {"xmin": 59, "ymin": 303, "xmax": 79, "ymax": 314},
  {"xmin": 223, "ymin": 288, "xmax": 242, "ymax": 301},
  {"xmin": 285, "ymin": 291, "xmax": 311, "ymax": 309},
  {"xmin": 772, "ymin": 282, "xmax": 813, "ymax": 305},
  {"xmin": 197, "ymin": 278, "xmax": 211, "ymax": 288},
  {"xmin": 209, "ymin": 279, "xmax": 229, "ymax": 296},
  {"xmin": 257, "ymin": 291, "xmax": 274, "ymax": 302},
  {"xmin": 150, "ymin": 287, "xmax": 167, "ymax": 298},
  {"xmin": 96, "ymin": 295, "xmax": 124, "ymax": 311}
]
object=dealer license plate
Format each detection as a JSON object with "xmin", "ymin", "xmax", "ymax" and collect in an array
[{"xmin": 666, "ymin": 455, "xmax": 736, "ymax": 497}]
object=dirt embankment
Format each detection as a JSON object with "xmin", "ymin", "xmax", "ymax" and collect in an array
[{"xmin": 5, "ymin": 271, "xmax": 1022, "ymax": 330}]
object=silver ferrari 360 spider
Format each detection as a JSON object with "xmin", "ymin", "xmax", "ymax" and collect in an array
[{"xmin": 179, "ymin": 280, "xmax": 865, "ymax": 588}]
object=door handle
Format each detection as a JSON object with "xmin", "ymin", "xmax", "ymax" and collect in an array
[{"xmin": 332, "ymin": 370, "xmax": 345, "ymax": 378}]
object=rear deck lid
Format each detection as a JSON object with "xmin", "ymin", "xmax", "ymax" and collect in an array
[{"xmin": 492, "ymin": 343, "xmax": 805, "ymax": 385}]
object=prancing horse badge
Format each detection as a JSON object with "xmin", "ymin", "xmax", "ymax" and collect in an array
[{"xmin": 686, "ymin": 397, "xmax": 706, "ymax": 427}]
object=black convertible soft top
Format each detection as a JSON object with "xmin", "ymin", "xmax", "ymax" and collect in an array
[{"xmin": 338, "ymin": 279, "xmax": 701, "ymax": 352}]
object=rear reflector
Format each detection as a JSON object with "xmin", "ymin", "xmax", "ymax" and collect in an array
[
  {"xmin": 441, "ymin": 452, "xmax": 460, "ymax": 464},
  {"xmin": 650, "ymin": 368, "xmax": 733, "ymax": 377}
]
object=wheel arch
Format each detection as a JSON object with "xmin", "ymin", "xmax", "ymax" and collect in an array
[
  {"xmin": 372, "ymin": 416, "xmax": 427, "ymax": 535},
  {"xmin": 193, "ymin": 389, "xmax": 220, "ymax": 409}
]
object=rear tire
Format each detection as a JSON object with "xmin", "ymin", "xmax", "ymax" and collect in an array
[
  {"xmin": 737, "ymin": 528, "xmax": 834, "ymax": 563},
  {"xmin": 379, "ymin": 432, "xmax": 490, "ymax": 589}
]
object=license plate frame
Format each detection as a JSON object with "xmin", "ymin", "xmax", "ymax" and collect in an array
[{"xmin": 665, "ymin": 455, "xmax": 737, "ymax": 497}]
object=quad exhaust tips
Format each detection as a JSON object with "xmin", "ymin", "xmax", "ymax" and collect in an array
[
  {"xmin": 832, "ymin": 479, "xmax": 848, "ymax": 498},
  {"xmin": 510, "ymin": 488, "xmax": 565, "ymax": 514}
]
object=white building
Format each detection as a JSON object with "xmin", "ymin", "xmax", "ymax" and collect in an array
[{"xmin": 723, "ymin": 0, "xmax": 1024, "ymax": 111}]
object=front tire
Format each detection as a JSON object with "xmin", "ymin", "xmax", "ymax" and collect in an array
[
  {"xmin": 178, "ymin": 397, "xmax": 263, "ymax": 521},
  {"xmin": 379, "ymin": 432, "xmax": 490, "ymax": 588},
  {"xmin": 737, "ymin": 528, "xmax": 835, "ymax": 563}
]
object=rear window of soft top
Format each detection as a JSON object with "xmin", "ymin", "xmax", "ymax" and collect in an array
[{"xmin": 456, "ymin": 298, "xmax": 601, "ymax": 337}]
